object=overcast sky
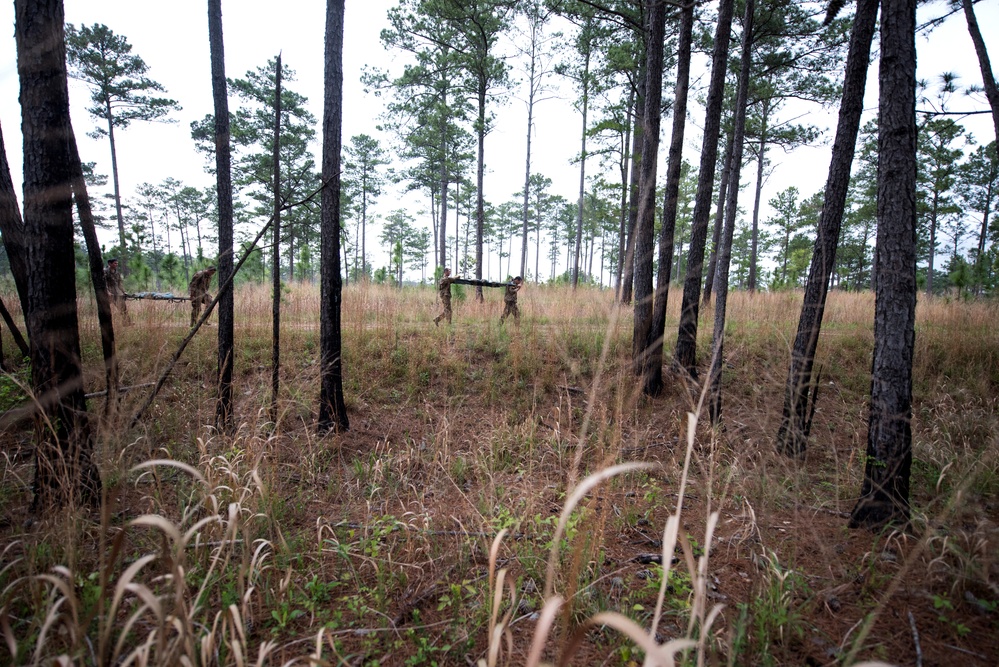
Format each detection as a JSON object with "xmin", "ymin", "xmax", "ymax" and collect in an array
[{"xmin": 1, "ymin": 1, "xmax": 997, "ymax": 281}]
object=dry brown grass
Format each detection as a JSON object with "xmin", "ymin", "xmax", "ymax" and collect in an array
[{"xmin": 0, "ymin": 283, "xmax": 997, "ymax": 665}]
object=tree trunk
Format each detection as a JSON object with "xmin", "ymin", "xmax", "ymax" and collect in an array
[
  {"xmin": 619, "ymin": 70, "xmax": 645, "ymax": 304},
  {"xmin": 850, "ymin": 0, "xmax": 917, "ymax": 530},
  {"xmin": 209, "ymin": 0, "xmax": 235, "ymax": 433},
  {"xmin": 475, "ymin": 83, "xmax": 486, "ymax": 302},
  {"xmin": 926, "ymin": 192, "xmax": 938, "ymax": 294},
  {"xmin": 439, "ymin": 147, "xmax": 449, "ymax": 269},
  {"xmin": 674, "ymin": 0, "xmax": 736, "ymax": 378},
  {"xmin": 318, "ymin": 0, "xmax": 349, "ymax": 433},
  {"xmin": 271, "ymin": 54, "xmax": 282, "ymax": 424},
  {"xmin": 617, "ymin": 84, "xmax": 634, "ymax": 291},
  {"xmin": 703, "ymin": 129, "xmax": 734, "ymax": 307},
  {"xmin": 644, "ymin": 0, "xmax": 694, "ymax": 395},
  {"xmin": 16, "ymin": 0, "xmax": 101, "ymax": 509},
  {"xmin": 776, "ymin": 0, "xmax": 877, "ymax": 457},
  {"xmin": 962, "ymin": 0, "xmax": 999, "ymax": 144},
  {"xmin": 0, "ymin": 121, "xmax": 31, "ymax": 316},
  {"xmin": 709, "ymin": 0, "xmax": 754, "ymax": 425},
  {"xmin": 573, "ymin": 37, "xmax": 590, "ymax": 289},
  {"xmin": 521, "ymin": 55, "xmax": 536, "ymax": 279},
  {"xmin": 633, "ymin": 0, "xmax": 666, "ymax": 383},
  {"xmin": 748, "ymin": 107, "xmax": 770, "ymax": 292},
  {"xmin": 68, "ymin": 131, "xmax": 118, "ymax": 414},
  {"xmin": 106, "ymin": 102, "xmax": 128, "ymax": 263},
  {"xmin": 0, "ymin": 296, "xmax": 29, "ymax": 360}
]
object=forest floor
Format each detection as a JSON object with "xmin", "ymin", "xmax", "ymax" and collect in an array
[{"xmin": 0, "ymin": 283, "xmax": 997, "ymax": 666}]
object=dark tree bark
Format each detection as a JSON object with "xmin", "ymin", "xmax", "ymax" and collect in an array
[
  {"xmin": 271, "ymin": 54, "xmax": 282, "ymax": 424},
  {"xmin": 708, "ymin": 0, "xmax": 754, "ymax": 424},
  {"xmin": 850, "ymin": 0, "xmax": 917, "ymax": 530},
  {"xmin": 318, "ymin": 0, "xmax": 349, "ymax": 433},
  {"xmin": 643, "ymin": 0, "xmax": 695, "ymax": 396},
  {"xmin": 209, "ymin": 0, "xmax": 235, "ymax": 433},
  {"xmin": 961, "ymin": 0, "xmax": 999, "ymax": 143},
  {"xmin": 0, "ymin": 123, "xmax": 30, "ymax": 316},
  {"xmin": 673, "ymin": 0, "xmax": 735, "ymax": 379},
  {"xmin": 619, "ymin": 73, "xmax": 645, "ymax": 305},
  {"xmin": 68, "ymin": 131, "xmax": 118, "ymax": 413},
  {"xmin": 632, "ymin": 0, "xmax": 667, "ymax": 386},
  {"xmin": 16, "ymin": 0, "xmax": 101, "ymax": 509},
  {"xmin": 703, "ymin": 129, "xmax": 735, "ymax": 307},
  {"xmin": 776, "ymin": 0, "xmax": 878, "ymax": 457}
]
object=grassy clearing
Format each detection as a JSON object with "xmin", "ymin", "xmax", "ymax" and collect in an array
[{"xmin": 0, "ymin": 283, "xmax": 997, "ymax": 665}]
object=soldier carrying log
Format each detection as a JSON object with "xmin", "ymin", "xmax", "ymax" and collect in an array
[
  {"xmin": 189, "ymin": 265, "xmax": 217, "ymax": 327},
  {"xmin": 104, "ymin": 257, "xmax": 130, "ymax": 325},
  {"xmin": 433, "ymin": 268, "xmax": 459, "ymax": 327},
  {"xmin": 499, "ymin": 276, "xmax": 523, "ymax": 325}
]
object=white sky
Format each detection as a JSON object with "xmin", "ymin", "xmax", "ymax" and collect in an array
[{"xmin": 0, "ymin": 0, "xmax": 997, "ymax": 282}]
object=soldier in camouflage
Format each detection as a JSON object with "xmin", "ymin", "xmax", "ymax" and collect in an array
[
  {"xmin": 189, "ymin": 266, "xmax": 217, "ymax": 327},
  {"xmin": 433, "ymin": 268, "xmax": 459, "ymax": 326},
  {"xmin": 104, "ymin": 258, "xmax": 130, "ymax": 324},
  {"xmin": 499, "ymin": 276, "xmax": 523, "ymax": 325}
]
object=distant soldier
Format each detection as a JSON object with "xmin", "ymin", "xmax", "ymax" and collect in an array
[
  {"xmin": 433, "ymin": 268, "xmax": 459, "ymax": 326},
  {"xmin": 104, "ymin": 257, "xmax": 130, "ymax": 324},
  {"xmin": 500, "ymin": 276, "xmax": 523, "ymax": 325},
  {"xmin": 189, "ymin": 265, "xmax": 217, "ymax": 327}
]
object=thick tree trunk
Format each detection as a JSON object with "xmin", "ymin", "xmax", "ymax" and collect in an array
[
  {"xmin": 776, "ymin": 0, "xmax": 878, "ymax": 457},
  {"xmin": 68, "ymin": 131, "xmax": 118, "ymax": 413},
  {"xmin": 962, "ymin": 0, "xmax": 999, "ymax": 144},
  {"xmin": 318, "ymin": 0, "xmax": 349, "ymax": 433},
  {"xmin": 209, "ymin": 0, "xmax": 235, "ymax": 433},
  {"xmin": 633, "ymin": 0, "xmax": 666, "ymax": 383},
  {"xmin": 643, "ymin": 0, "xmax": 694, "ymax": 396},
  {"xmin": 850, "ymin": 0, "xmax": 917, "ymax": 530},
  {"xmin": 708, "ymin": 0, "xmax": 754, "ymax": 424},
  {"xmin": 271, "ymin": 54, "xmax": 282, "ymax": 424},
  {"xmin": 16, "ymin": 0, "xmax": 101, "ymax": 509},
  {"xmin": 674, "ymin": 0, "xmax": 736, "ymax": 378}
]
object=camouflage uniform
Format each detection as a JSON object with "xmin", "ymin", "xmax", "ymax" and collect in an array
[
  {"xmin": 433, "ymin": 274, "xmax": 457, "ymax": 326},
  {"xmin": 104, "ymin": 261, "xmax": 130, "ymax": 323},
  {"xmin": 500, "ymin": 280, "xmax": 522, "ymax": 324},
  {"xmin": 189, "ymin": 267, "xmax": 216, "ymax": 326}
]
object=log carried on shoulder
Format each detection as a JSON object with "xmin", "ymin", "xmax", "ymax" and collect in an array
[
  {"xmin": 126, "ymin": 292, "xmax": 191, "ymax": 303},
  {"xmin": 451, "ymin": 278, "xmax": 513, "ymax": 288}
]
